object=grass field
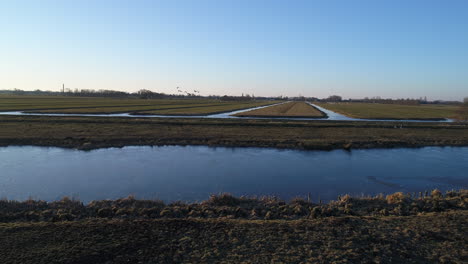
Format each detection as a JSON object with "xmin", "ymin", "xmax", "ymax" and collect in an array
[
  {"xmin": 315, "ymin": 102, "xmax": 459, "ymax": 120},
  {"xmin": 134, "ymin": 101, "xmax": 276, "ymax": 115},
  {"xmin": 0, "ymin": 95, "xmax": 276, "ymax": 115},
  {"xmin": 0, "ymin": 191, "xmax": 466, "ymax": 263},
  {"xmin": 1, "ymin": 115, "xmax": 467, "ymax": 150},
  {"xmin": 235, "ymin": 101, "xmax": 326, "ymax": 118}
]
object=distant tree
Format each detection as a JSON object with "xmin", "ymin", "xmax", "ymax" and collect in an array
[
  {"xmin": 220, "ymin": 95, "xmax": 254, "ymax": 101},
  {"xmin": 464, "ymin": 97, "xmax": 468, "ymax": 104},
  {"xmin": 327, "ymin": 95, "xmax": 342, "ymax": 102},
  {"xmin": 137, "ymin": 89, "xmax": 164, "ymax": 99}
]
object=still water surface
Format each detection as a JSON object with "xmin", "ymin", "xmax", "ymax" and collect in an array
[{"xmin": 0, "ymin": 146, "xmax": 466, "ymax": 202}]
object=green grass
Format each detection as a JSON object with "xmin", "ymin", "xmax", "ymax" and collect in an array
[
  {"xmin": 0, "ymin": 95, "xmax": 275, "ymax": 115},
  {"xmin": 315, "ymin": 102, "xmax": 459, "ymax": 120},
  {"xmin": 235, "ymin": 101, "xmax": 325, "ymax": 117}
]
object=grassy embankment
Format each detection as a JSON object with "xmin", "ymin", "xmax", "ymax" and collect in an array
[
  {"xmin": 0, "ymin": 115, "xmax": 467, "ymax": 150},
  {"xmin": 0, "ymin": 190, "xmax": 467, "ymax": 263},
  {"xmin": 0, "ymin": 95, "xmax": 276, "ymax": 115},
  {"xmin": 315, "ymin": 102, "xmax": 459, "ymax": 120},
  {"xmin": 235, "ymin": 101, "xmax": 326, "ymax": 118}
]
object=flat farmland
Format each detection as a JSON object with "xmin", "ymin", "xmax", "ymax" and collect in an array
[
  {"xmin": 0, "ymin": 96, "xmax": 174, "ymax": 111},
  {"xmin": 235, "ymin": 101, "xmax": 326, "ymax": 118},
  {"xmin": 4, "ymin": 115, "xmax": 466, "ymax": 150},
  {"xmin": 0, "ymin": 96, "xmax": 275, "ymax": 115},
  {"xmin": 133, "ymin": 101, "xmax": 276, "ymax": 115},
  {"xmin": 315, "ymin": 102, "xmax": 459, "ymax": 120}
]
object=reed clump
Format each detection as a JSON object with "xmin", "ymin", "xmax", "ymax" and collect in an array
[
  {"xmin": 386, "ymin": 192, "xmax": 408, "ymax": 204},
  {"xmin": 0, "ymin": 190, "xmax": 466, "ymax": 222}
]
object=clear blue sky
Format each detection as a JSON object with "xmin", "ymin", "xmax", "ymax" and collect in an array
[{"xmin": 1, "ymin": 0, "xmax": 467, "ymax": 100}]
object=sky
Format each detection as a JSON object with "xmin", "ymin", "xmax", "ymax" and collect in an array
[{"xmin": 0, "ymin": 0, "xmax": 467, "ymax": 100}]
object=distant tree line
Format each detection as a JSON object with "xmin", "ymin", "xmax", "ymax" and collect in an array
[
  {"xmin": 220, "ymin": 94, "xmax": 256, "ymax": 101},
  {"xmin": 136, "ymin": 89, "xmax": 166, "ymax": 99},
  {"xmin": 325, "ymin": 95, "xmax": 343, "ymax": 102},
  {"xmin": 318, "ymin": 95, "xmax": 463, "ymax": 105},
  {"xmin": 65, "ymin": 89, "xmax": 130, "ymax": 98},
  {"xmin": 0, "ymin": 88, "xmax": 196, "ymax": 99},
  {"xmin": 351, "ymin": 98, "xmax": 422, "ymax": 105},
  {"xmin": 1, "ymin": 89, "xmax": 464, "ymax": 108},
  {"xmin": 0, "ymin": 88, "xmax": 283, "ymax": 101}
]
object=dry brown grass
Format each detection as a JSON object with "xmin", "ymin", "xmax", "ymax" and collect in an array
[
  {"xmin": 1, "ymin": 115, "xmax": 468, "ymax": 150},
  {"xmin": 234, "ymin": 101, "xmax": 325, "ymax": 118},
  {"xmin": 316, "ymin": 102, "xmax": 458, "ymax": 120},
  {"xmin": 386, "ymin": 192, "xmax": 407, "ymax": 204},
  {"xmin": 1, "ymin": 190, "xmax": 466, "ymax": 221},
  {"xmin": 0, "ymin": 95, "xmax": 276, "ymax": 115},
  {"xmin": 0, "ymin": 191, "xmax": 467, "ymax": 263}
]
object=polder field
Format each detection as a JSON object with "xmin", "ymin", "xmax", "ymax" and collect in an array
[
  {"xmin": 315, "ymin": 102, "xmax": 459, "ymax": 120},
  {"xmin": 1, "ymin": 97, "xmax": 468, "ymax": 263},
  {"xmin": 0, "ymin": 191, "xmax": 467, "ymax": 263},
  {"xmin": 0, "ymin": 95, "xmax": 276, "ymax": 115},
  {"xmin": 235, "ymin": 101, "xmax": 326, "ymax": 118},
  {"xmin": 1, "ymin": 115, "xmax": 468, "ymax": 150}
]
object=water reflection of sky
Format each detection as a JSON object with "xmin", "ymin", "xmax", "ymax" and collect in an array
[{"xmin": 0, "ymin": 146, "xmax": 466, "ymax": 203}]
